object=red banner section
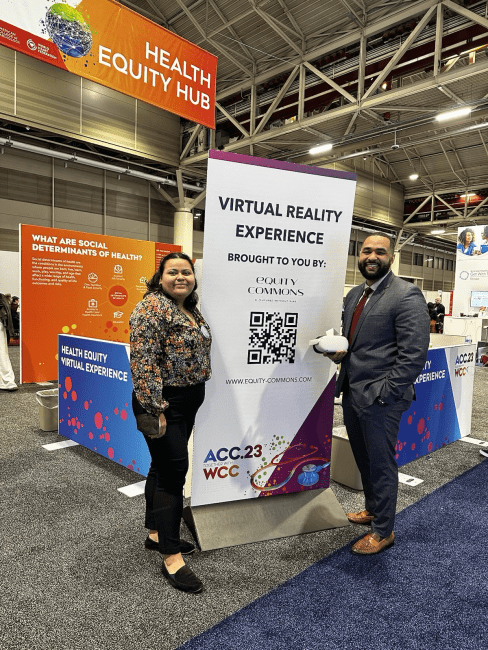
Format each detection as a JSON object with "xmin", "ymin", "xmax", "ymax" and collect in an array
[
  {"xmin": 20, "ymin": 224, "xmax": 180, "ymax": 383},
  {"xmin": 0, "ymin": 1, "xmax": 217, "ymax": 127},
  {"xmin": 0, "ymin": 19, "xmax": 67, "ymax": 68}
]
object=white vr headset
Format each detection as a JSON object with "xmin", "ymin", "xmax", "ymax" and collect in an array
[{"xmin": 309, "ymin": 334, "xmax": 349, "ymax": 353}]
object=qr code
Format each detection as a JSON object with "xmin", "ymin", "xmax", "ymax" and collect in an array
[{"xmin": 248, "ymin": 312, "xmax": 298, "ymax": 364}]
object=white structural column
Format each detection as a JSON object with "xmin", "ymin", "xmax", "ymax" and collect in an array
[
  {"xmin": 174, "ymin": 209, "xmax": 194, "ymax": 257},
  {"xmin": 391, "ymin": 254, "xmax": 400, "ymax": 276}
]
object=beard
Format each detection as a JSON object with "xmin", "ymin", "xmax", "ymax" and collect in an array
[{"xmin": 358, "ymin": 257, "xmax": 392, "ymax": 282}]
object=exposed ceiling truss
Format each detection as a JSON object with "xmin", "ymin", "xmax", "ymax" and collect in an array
[
  {"xmin": 153, "ymin": 0, "xmax": 488, "ymax": 247},
  {"xmin": 4, "ymin": 0, "xmax": 488, "ymax": 249}
]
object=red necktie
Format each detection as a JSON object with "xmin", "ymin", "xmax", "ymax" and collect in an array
[{"xmin": 348, "ymin": 287, "xmax": 373, "ymax": 344}]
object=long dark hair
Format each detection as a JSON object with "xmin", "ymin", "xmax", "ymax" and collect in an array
[
  {"xmin": 458, "ymin": 228, "xmax": 475, "ymax": 247},
  {"xmin": 146, "ymin": 252, "xmax": 198, "ymax": 309}
]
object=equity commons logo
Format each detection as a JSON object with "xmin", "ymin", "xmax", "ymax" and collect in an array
[{"xmin": 459, "ymin": 271, "xmax": 469, "ymax": 280}]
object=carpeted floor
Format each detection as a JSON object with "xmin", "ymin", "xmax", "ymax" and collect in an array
[
  {"xmin": 178, "ymin": 460, "xmax": 488, "ymax": 650},
  {"xmin": 1, "ymin": 345, "xmax": 487, "ymax": 650}
]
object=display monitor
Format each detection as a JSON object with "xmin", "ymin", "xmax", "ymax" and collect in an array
[{"xmin": 470, "ymin": 291, "xmax": 488, "ymax": 307}]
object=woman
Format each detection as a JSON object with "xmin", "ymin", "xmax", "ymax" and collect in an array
[
  {"xmin": 129, "ymin": 252, "xmax": 211, "ymax": 594},
  {"xmin": 457, "ymin": 228, "xmax": 477, "ymax": 255}
]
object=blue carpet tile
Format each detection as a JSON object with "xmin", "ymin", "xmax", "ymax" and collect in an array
[{"xmin": 179, "ymin": 460, "xmax": 488, "ymax": 650}]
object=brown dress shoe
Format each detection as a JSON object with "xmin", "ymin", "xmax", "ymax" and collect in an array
[
  {"xmin": 351, "ymin": 531, "xmax": 395, "ymax": 555},
  {"xmin": 346, "ymin": 510, "xmax": 374, "ymax": 525}
]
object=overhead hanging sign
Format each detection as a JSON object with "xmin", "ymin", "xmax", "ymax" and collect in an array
[
  {"xmin": 0, "ymin": 0, "xmax": 217, "ymax": 128},
  {"xmin": 191, "ymin": 151, "xmax": 357, "ymax": 507}
]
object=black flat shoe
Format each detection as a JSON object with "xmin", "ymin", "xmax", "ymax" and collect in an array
[
  {"xmin": 161, "ymin": 561, "xmax": 203, "ymax": 593},
  {"xmin": 145, "ymin": 537, "xmax": 196, "ymax": 555}
]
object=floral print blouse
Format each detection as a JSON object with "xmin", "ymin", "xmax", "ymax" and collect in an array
[{"xmin": 129, "ymin": 292, "xmax": 212, "ymax": 416}]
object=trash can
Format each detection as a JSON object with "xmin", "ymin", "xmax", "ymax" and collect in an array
[{"xmin": 36, "ymin": 388, "xmax": 59, "ymax": 431}]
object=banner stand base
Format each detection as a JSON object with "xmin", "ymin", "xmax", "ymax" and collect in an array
[{"xmin": 183, "ymin": 487, "xmax": 349, "ymax": 551}]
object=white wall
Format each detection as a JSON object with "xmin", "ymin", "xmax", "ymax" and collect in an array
[{"xmin": 0, "ymin": 250, "xmax": 19, "ymax": 296}]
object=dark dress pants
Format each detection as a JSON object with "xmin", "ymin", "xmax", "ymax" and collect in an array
[
  {"xmin": 142, "ymin": 383, "xmax": 205, "ymax": 555},
  {"xmin": 342, "ymin": 388, "xmax": 411, "ymax": 538}
]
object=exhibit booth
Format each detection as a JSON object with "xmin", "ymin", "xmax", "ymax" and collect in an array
[
  {"xmin": 48, "ymin": 156, "xmax": 477, "ymax": 550},
  {"xmin": 58, "ymin": 333, "xmax": 476, "ymax": 481},
  {"xmin": 444, "ymin": 316, "xmax": 488, "ymax": 345},
  {"xmin": 56, "ymin": 328, "xmax": 476, "ymax": 546}
]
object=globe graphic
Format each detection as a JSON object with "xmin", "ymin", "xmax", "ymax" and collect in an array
[{"xmin": 45, "ymin": 3, "xmax": 92, "ymax": 58}]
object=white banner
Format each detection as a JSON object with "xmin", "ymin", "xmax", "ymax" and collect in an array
[
  {"xmin": 452, "ymin": 225, "xmax": 488, "ymax": 316},
  {"xmin": 191, "ymin": 151, "xmax": 356, "ymax": 507}
]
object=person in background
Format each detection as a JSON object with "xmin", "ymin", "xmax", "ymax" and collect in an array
[
  {"xmin": 129, "ymin": 252, "xmax": 212, "ymax": 594},
  {"xmin": 480, "ymin": 226, "xmax": 488, "ymax": 254},
  {"xmin": 323, "ymin": 233, "xmax": 430, "ymax": 555},
  {"xmin": 432, "ymin": 297, "xmax": 445, "ymax": 333},
  {"xmin": 427, "ymin": 302, "xmax": 437, "ymax": 333},
  {"xmin": 10, "ymin": 296, "xmax": 20, "ymax": 338},
  {"xmin": 0, "ymin": 293, "xmax": 18, "ymax": 391},
  {"xmin": 457, "ymin": 228, "xmax": 478, "ymax": 255}
]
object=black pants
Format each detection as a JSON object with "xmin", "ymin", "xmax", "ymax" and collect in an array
[
  {"xmin": 342, "ymin": 388, "xmax": 411, "ymax": 538},
  {"xmin": 139, "ymin": 383, "xmax": 205, "ymax": 555}
]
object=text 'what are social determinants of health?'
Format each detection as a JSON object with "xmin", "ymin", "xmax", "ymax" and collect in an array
[{"xmin": 31, "ymin": 234, "xmax": 142, "ymax": 260}]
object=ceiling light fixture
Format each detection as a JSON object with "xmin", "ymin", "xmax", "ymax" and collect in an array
[
  {"xmin": 309, "ymin": 143, "xmax": 333, "ymax": 155},
  {"xmin": 431, "ymin": 229, "xmax": 445, "ymax": 234},
  {"xmin": 459, "ymin": 193, "xmax": 475, "ymax": 199},
  {"xmin": 409, "ymin": 173, "xmax": 419, "ymax": 180},
  {"xmin": 436, "ymin": 107, "xmax": 472, "ymax": 122}
]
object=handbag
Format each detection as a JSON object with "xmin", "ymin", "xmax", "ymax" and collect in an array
[{"xmin": 132, "ymin": 391, "xmax": 165, "ymax": 439}]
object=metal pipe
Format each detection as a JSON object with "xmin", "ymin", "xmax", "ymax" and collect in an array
[{"xmin": 0, "ymin": 137, "xmax": 204, "ymax": 192}]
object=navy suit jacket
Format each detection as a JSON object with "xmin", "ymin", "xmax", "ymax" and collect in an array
[{"xmin": 335, "ymin": 273, "xmax": 430, "ymax": 409}]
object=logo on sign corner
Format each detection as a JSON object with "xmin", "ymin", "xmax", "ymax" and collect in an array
[{"xmin": 27, "ymin": 39, "xmax": 37, "ymax": 51}]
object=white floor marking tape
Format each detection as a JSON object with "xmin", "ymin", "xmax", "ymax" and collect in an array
[
  {"xmin": 42, "ymin": 440, "xmax": 79, "ymax": 451},
  {"xmin": 398, "ymin": 472, "xmax": 424, "ymax": 487},
  {"xmin": 459, "ymin": 437, "xmax": 488, "ymax": 447},
  {"xmin": 118, "ymin": 480, "xmax": 146, "ymax": 497},
  {"xmin": 36, "ymin": 382, "xmax": 55, "ymax": 386}
]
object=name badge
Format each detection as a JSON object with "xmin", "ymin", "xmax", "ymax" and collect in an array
[{"xmin": 200, "ymin": 325, "xmax": 210, "ymax": 338}]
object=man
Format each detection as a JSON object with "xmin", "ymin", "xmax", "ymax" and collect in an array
[
  {"xmin": 326, "ymin": 233, "xmax": 429, "ymax": 555},
  {"xmin": 432, "ymin": 297, "xmax": 445, "ymax": 333}
]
